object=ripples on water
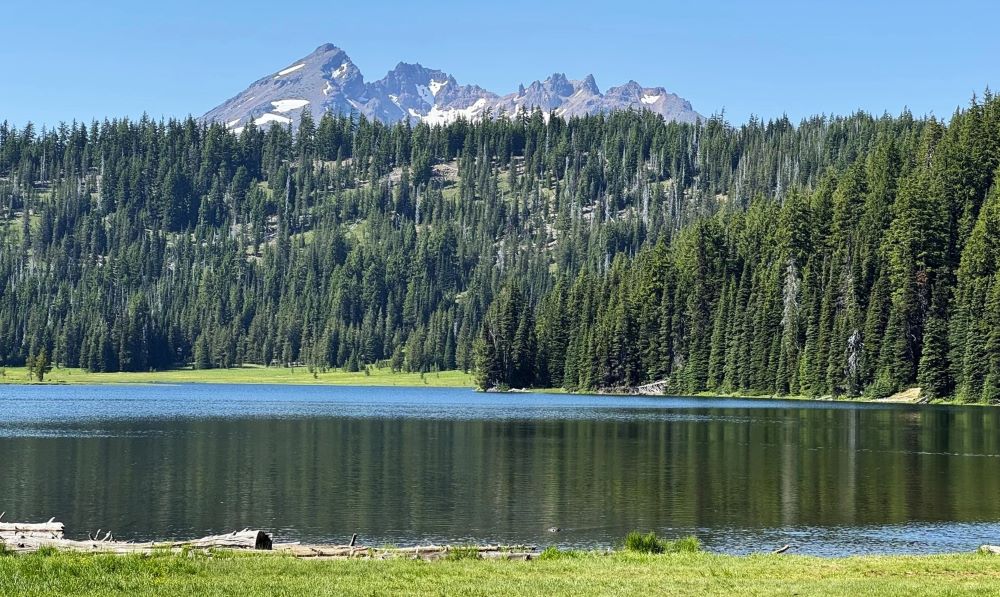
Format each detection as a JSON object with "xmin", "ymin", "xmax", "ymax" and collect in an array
[{"xmin": 1, "ymin": 384, "xmax": 998, "ymax": 556}]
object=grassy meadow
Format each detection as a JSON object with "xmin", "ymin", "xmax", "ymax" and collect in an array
[
  {"xmin": 1, "ymin": 549, "xmax": 998, "ymax": 596},
  {"xmin": 0, "ymin": 364, "xmax": 474, "ymax": 388}
]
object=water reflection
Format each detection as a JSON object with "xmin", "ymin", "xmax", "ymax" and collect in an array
[{"xmin": 1, "ymin": 385, "xmax": 998, "ymax": 555}]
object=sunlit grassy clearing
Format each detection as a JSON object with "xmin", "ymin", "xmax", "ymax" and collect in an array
[{"xmin": 0, "ymin": 365, "xmax": 474, "ymax": 387}]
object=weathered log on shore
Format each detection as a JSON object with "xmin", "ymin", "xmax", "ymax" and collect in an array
[
  {"xmin": 0, "ymin": 531, "xmax": 65, "ymax": 541},
  {"xmin": 0, "ymin": 520, "xmax": 533, "ymax": 560},
  {"xmin": 2, "ymin": 537, "xmax": 144, "ymax": 554},
  {"xmin": 981, "ymin": 545, "xmax": 1000, "ymax": 555},
  {"xmin": 271, "ymin": 543, "xmax": 539, "ymax": 560},
  {"xmin": 0, "ymin": 516, "xmax": 64, "ymax": 538},
  {"xmin": 0, "ymin": 528, "xmax": 271, "ymax": 554},
  {"xmin": 181, "ymin": 529, "xmax": 272, "ymax": 550}
]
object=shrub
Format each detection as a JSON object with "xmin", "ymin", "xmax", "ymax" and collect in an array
[
  {"xmin": 624, "ymin": 532, "xmax": 701, "ymax": 554},
  {"xmin": 625, "ymin": 531, "xmax": 665, "ymax": 554},
  {"xmin": 538, "ymin": 546, "xmax": 583, "ymax": 560},
  {"xmin": 671, "ymin": 535, "xmax": 702, "ymax": 553}
]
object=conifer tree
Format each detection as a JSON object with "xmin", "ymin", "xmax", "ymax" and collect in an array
[
  {"xmin": 917, "ymin": 277, "xmax": 953, "ymax": 399},
  {"xmin": 33, "ymin": 348, "xmax": 51, "ymax": 382}
]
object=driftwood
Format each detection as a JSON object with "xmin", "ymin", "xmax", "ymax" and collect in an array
[
  {"xmin": 981, "ymin": 545, "xmax": 1000, "ymax": 555},
  {"xmin": 0, "ymin": 520, "xmax": 535, "ymax": 560},
  {"xmin": 0, "ymin": 515, "xmax": 64, "ymax": 539},
  {"xmin": 272, "ymin": 543, "xmax": 540, "ymax": 561},
  {"xmin": 0, "ymin": 522, "xmax": 271, "ymax": 555},
  {"xmin": 180, "ymin": 529, "xmax": 272, "ymax": 550},
  {"xmin": 773, "ymin": 544, "xmax": 793, "ymax": 554}
]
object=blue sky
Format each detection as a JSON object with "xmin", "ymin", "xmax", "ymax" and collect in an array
[{"xmin": 3, "ymin": 0, "xmax": 997, "ymax": 128}]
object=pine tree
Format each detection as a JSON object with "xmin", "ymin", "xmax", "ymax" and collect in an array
[
  {"xmin": 917, "ymin": 277, "xmax": 953, "ymax": 398},
  {"xmin": 194, "ymin": 333, "xmax": 212, "ymax": 370},
  {"xmin": 33, "ymin": 348, "xmax": 51, "ymax": 382},
  {"xmin": 981, "ymin": 274, "xmax": 1000, "ymax": 402}
]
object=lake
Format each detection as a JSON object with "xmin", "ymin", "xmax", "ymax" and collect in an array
[{"xmin": 1, "ymin": 384, "xmax": 998, "ymax": 556}]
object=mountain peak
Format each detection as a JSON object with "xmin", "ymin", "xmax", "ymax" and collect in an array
[
  {"xmin": 389, "ymin": 62, "xmax": 428, "ymax": 75},
  {"xmin": 204, "ymin": 44, "xmax": 702, "ymax": 130},
  {"xmin": 544, "ymin": 73, "xmax": 574, "ymax": 96},
  {"xmin": 312, "ymin": 43, "xmax": 343, "ymax": 54}
]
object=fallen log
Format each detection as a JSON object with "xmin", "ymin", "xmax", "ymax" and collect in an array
[
  {"xmin": 0, "ymin": 517, "xmax": 64, "ymax": 538},
  {"xmin": 275, "ymin": 545, "xmax": 370, "ymax": 558},
  {"xmin": 0, "ymin": 530, "xmax": 65, "ymax": 540},
  {"xmin": 0, "ymin": 528, "xmax": 271, "ymax": 554},
  {"xmin": 980, "ymin": 545, "xmax": 1000, "ymax": 555},
  {"xmin": 179, "ymin": 529, "xmax": 272, "ymax": 550},
  {"xmin": 0, "ymin": 519, "xmax": 538, "ymax": 561},
  {"xmin": 270, "ymin": 543, "xmax": 540, "ymax": 560},
  {"xmin": 2, "ymin": 537, "xmax": 134, "ymax": 554},
  {"xmin": 489, "ymin": 551, "xmax": 536, "ymax": 561}
]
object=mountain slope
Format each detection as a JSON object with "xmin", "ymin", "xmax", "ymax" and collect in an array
[{"xmin": 203, "ymin": 43, "xmax": 703, "ymax": 130}]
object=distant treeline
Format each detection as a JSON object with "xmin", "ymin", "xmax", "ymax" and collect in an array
[{"xmin": 1, "ymin": 93, "xmax": 998, "ymax": 401}]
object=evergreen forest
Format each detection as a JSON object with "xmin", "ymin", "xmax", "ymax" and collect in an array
[{"xmin": 2, "ymin": 93, "xmax": 1000, "ymax": 401}]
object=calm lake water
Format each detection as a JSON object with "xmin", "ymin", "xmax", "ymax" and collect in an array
[{"xmin": 2, "ymin": 384, "xmax": 999, "ymax": 556}]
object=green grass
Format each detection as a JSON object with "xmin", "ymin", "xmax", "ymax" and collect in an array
[
  {"xmin": 1, "ymin": 550, "xmax": 998, "ymax": 596},
  {"xmin": 290, "ymin": 229, "xmax": 316, "ymax": 246},
  {"xmin": 623, "ymin": 531, "xmax": 701, "ymax": 554},
  {"xmin": 0, "ymin": 365, "xmax": 473, "ymax": 388},
  {"xmin": 444, "ymin": 546, "xmax": 482, "ymax": 561},
  {"xmin": 2, "ymin": 212, "xmax": 39, "ymax": 241}
]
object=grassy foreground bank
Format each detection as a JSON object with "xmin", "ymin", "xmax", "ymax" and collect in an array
[
  {"xmin": 0, "ymin": 365, "xmax": 473, "ymax": 387},
  {"xmin": 2, "ymin": 550, "xmax": 999, "ymax": 596}
]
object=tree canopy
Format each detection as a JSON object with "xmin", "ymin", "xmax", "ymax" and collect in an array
[{"xmin": 2, "ymin": 93, "xmax": 998, "ymax": 401}]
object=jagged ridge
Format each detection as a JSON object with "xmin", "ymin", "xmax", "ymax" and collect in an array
[{"xmin": 203, "ymin": 43, "xmax": 702, "ymax": 131}]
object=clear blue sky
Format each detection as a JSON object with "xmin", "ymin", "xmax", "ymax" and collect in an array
[{"xmin": 3, "ymin": 0, "xmax": 997, "ymax": 128}]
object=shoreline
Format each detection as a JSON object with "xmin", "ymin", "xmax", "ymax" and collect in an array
[
  {"xmin": 1, "ymin": 365, "xmax": 992, "ymax": 407},
  {"xmin": 7, "ymin": 519, "xmax": 995, "ymax": 560}
]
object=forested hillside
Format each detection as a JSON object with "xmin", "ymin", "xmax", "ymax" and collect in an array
[{"xmin": 2, "ymin": 93, "xmax": 998, "ymax": 400}]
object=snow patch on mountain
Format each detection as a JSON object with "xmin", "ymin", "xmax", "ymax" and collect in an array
[
  {"xmin": 254, "ymin": 113, "xmax": 292, "ymax": 126},
  {"xmin": 276, "ymin": 63, "xmax": 305, "ymax": 77},
  {"xmin": 271, "ymin": 99, "xmax": 310, "ymax": 113},
  {"xmin": 421, "ymin": 98, "xmax": 489, "ymax": 126},
  {"xmin": 429, "ymin": 79, "xmax": 447, "ymax": 96}
]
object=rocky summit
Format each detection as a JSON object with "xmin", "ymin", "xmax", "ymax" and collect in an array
[{"xmin": 203, "ymin": 43, "xmax": 703, "ymax": 131}]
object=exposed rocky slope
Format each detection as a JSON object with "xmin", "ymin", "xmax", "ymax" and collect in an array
[{"xmin": 203, "ymin": 43, "xmax": 703, "ymax": 131}]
